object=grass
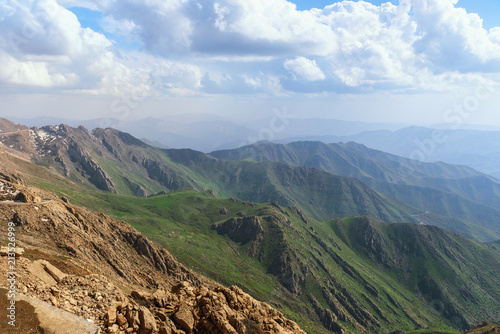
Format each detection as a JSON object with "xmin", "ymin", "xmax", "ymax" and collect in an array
[{"xmin": 10, "ymin": 156, "xmax": 499, "ymax": 334}]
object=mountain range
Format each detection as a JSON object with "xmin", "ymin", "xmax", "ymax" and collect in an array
[
  {"xmin": 278, "ymin": 126, "xmax": 500, "ymax": 179},
  {"xmin": 0, "ymin": 117, "xmax": 499, "ymax": 333}
]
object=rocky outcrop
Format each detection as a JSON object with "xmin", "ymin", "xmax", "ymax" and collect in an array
[
  {"xmin": 119, "ymin": 282, "xmax": 306, "ymax": 334},
  {"xmin": 68, "ymin": 142, "xmax": 116, "ymax": 192},
  {"xmin": 142, "ymin": 158, "xmax": 188, "ymax": 190},
  {"xmin": 123, "ymin": 177, "xmax": 148, "ymax": 197},
  {"xmin": 212, "ymin": 216, "xmax": 264, "ymax": 245},
  {"xmin": 464, "ymin": 321, "xmax": 500, "ymax": 333}
]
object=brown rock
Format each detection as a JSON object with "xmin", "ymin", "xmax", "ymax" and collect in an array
[
  {"xmin": 153, "ymin": 289, "xmax": 170, "ymax": 308},
  {"xmin": 51, "ymin": 287, "xmax": 60, "ymax": 297},
  {"xmin": 126, "ymin": 308, "xmax": 140, "ymax": 329},
  {"xmin": 159, "ymin": 325, "xmax": 172, "ymax": 334},
  {"xmin": 117, "ymin": 313, "xmax": 128, "ymax": 326},
  {"xmin": 132, "ymin": 290, "xmax": 150, "ymax": 302},
  {"xmin": 156, "ymin": 310, "xmax": 168, "ymax": 322},
  {"xmin": 42, "ymin": 260, "xmax": 67, "ymax": 283},
  {"xmin": 138, "ymin": 306, "xmax": 157, "ymax": 334},
  {"xmin": 49, "ymin": 296, "xmax": 58, "ymax": 307},
  {"xmin": 107, "ymin": 324, "xmax": 119, "ymax": 333},
  {"xmin": 173, "ymin": 303, "xmax": 194, "ymax": 333},
  {"xmin": 171, "ymin": 281, "xmax": 190, "ymax": 294},
  {"xmin": 107, "ymin": 308, "xmax": 117, "ymax": 326}
]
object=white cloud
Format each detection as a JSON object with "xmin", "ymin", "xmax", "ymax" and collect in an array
[
  {"xmin": 101, "ymin": 16, "xmax": 138, "ymax": 37},
  {"xmin": 411, "ymin": 0, "xmax": 500, "ymax": 70},
  {"xmin": 0, "ymin": 0, "xmax": 206, "ymax": 96},
  {"xmin": 2, "ymin": 0, "xmax": 500, "ymax": 97},
  {"xmin": 0, "ymin": 50, "xmax": 72, "ymax": 87},
  {"xmin": 284, "ymin": 57, "xmax": 326, "ymax": 81}
]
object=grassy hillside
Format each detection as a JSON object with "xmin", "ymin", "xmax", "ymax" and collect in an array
[
  {"xmin": 66, "ymin": 190, "xmax": 500, "ymax": 333},
  {"xmin": 211, "ymin": 141, "xmax": 500, "ymax": 241},
  {"xmin": 4, "ymin": 150, "xmax": 500, "ymax": 333}
]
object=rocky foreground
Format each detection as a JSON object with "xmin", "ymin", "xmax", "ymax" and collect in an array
[
  {"xmin": 0, "ymin": 168, "xmax": 305, "ymax": 334},
  {"xmin": 463, "ymin": 321, "xmax": 500, "ymax": 334}
]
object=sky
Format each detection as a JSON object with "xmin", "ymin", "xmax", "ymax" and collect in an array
[{"xmin": 1, "ymin": 0, "xmax": 500, "ymax": 126}]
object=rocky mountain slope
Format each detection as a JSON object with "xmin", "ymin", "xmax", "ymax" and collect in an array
[{"xmin": 0, "ymin": 168, "xmax": 305, "ymax": 334}]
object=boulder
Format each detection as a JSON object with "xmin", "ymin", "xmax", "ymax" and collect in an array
[
  {"xmin": 173, "ymin": 303, "xmax": 194, "ymax": 333},
  {"xmin": 138, "ymin": 306, "xmax": 157, "ymax": 334}
]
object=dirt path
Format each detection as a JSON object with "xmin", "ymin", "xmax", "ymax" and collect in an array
[
  {"xmin": 411, "ymin": 211, "xmax": 429, "ymax": 217},
  {"xmin": 0, "ymin": 130, "xmax": 30, "ymax": 136},
  {"xmin": 0, "ymin": 200, "xmax": 52, "ymax": 206}
]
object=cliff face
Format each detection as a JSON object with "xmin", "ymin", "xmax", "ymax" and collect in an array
[{"xmin": 0, "ymin": 172, "xmax": 306, "ymax": 334}]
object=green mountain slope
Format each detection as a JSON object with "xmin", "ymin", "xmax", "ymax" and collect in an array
[
  {"xmin": 3, "ymin": 128, "xmax": 499, "ymax": 333},
  {"xmin": 4, "ymin": 121, "xmax": 498, "ymax": 241},
  {"xmin": 44, "ymin": 186, "xmax": 500, "ymax": 334},
  {"xmin": 163, "ymin": 148, "xmax": 490, "ymax": 240},
  {"xmin": 330, "ymin": 217, "xmax": 500, "ymax": 329},
  {"xmin": 210, "ymin": 141, "xmax": 500, "ymax": 241}
]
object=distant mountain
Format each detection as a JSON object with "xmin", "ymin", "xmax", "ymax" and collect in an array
[
  {"xmin": 1, "ymin": 117, "xmax": 486, "ymax": 240},
  {"xmin": 211, "ymin": 141, "xmax": 500, "ymax": 241},
  {"xmin": 10, "ymin": 116, "xmax": 410, "ymax": 152},
  {"xmin": 276, "ymin": 126, "xmax": 500, "ymax": 179}
]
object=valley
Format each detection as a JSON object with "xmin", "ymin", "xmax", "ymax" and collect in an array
[{"xmin": 0, "ymin": 117, "xmax": 499, "ymax": 333}]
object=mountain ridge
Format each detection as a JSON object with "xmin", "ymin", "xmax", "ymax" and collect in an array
[{"xmin": 1, "ymin": 117, "xmax": 499, "ymax": 333}]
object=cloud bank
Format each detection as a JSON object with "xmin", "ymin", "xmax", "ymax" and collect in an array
[{"xmin": 1, "ymin": 0, "xmax": 499, "ymax": 97}]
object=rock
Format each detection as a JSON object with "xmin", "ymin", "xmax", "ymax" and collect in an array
[
  {"xmin": 117, "ymin": 313, "xmax": 128, "ymax": 327},
  {"xmin": 41, "ymin": 260, "xmax": 67, "ymax": 283},
  {"xmin": 6, "ymin": 288, "xmax": 100, "ymax": 334},
  {"xmin": 126, "ymin": 308, "xmax": 140, "ymax": 330},
  {"xmin": 51, "ymin": 287, "xmax": 61, "ymax": 297},
  {"xmin": 15, "ymin": 191, "xmax": 41, "ymax": 203},
  {"xmin": 131, "ymin": 290, "xmax": 150, "ymax": 302},
  {"xmin": 212, "ymin": 216, "xmax": 264, "ymax": 244},
  {"xmin": 173, "ymin": 303, "xmax": 194, "ymax": 333},
  {"xmin": 49, "ymin": 296, "xmax": 58, "ymax": 307},
  {"xmin": 156, "ymin": 311, "xmax": 168, "ymax": 322},
  {"xmin": 138, "ymin": 306, "xmax": 157, "ymax": 334},
  {"xmin": 107, "ymin": 308, "xmax": 117, "ymax": 326},
  {"xmin": 159, "ymin": 325, "xmax": 172, "ymax": 334},
  {"xmin": 153, "ymin": 289, "xmax": 170, "ymax": 308},
  {"xmin": 219, "ymin": 208, "xmax": 229, "ymax": 215},
  {"xmin": 171, "ymin": 281, "xmax": 190, "ymax": 294},
  {"xmin": 27, "ymin": 260, "xmax": 58, "ymax": 287},
  {"xmin": 108, "ymin": 323, "xmax": 120, "ymax": 333}
]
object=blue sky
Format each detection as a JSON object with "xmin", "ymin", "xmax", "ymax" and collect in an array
[
  {"xmin": 1, "ymin": 0, "xmax": 500, "ymax": 125},
  {"xmin": 290, "ymin": 0, "xmax": 500, "ymax": 29}
]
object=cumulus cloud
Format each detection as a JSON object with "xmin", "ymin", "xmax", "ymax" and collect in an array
[
  {"xmin": 0, "ymin": 0, "xmax": 207, "ymax": 95},
  {"xmin": 0, "ymin": 0, "xmax": 115, "ymax": 89},
  {"xmin": 2, "ymin": 0, "xmax": 500, "ymax": 96},
  {"xmin": 284, "ymin": 57, "xmax": 326, "ymax": 81},
  {"xmin": 411, "ymin": 0, "xmax": 500, "ymax": 71}
]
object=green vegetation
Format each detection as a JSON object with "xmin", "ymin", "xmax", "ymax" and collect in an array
[
  {"xmin": 22, "ymin": 165, "xmax": 500, "ymax": 333},
  {"xmin": 6, "ymin": 126, "xmax": 500, "ymax": 333}
]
